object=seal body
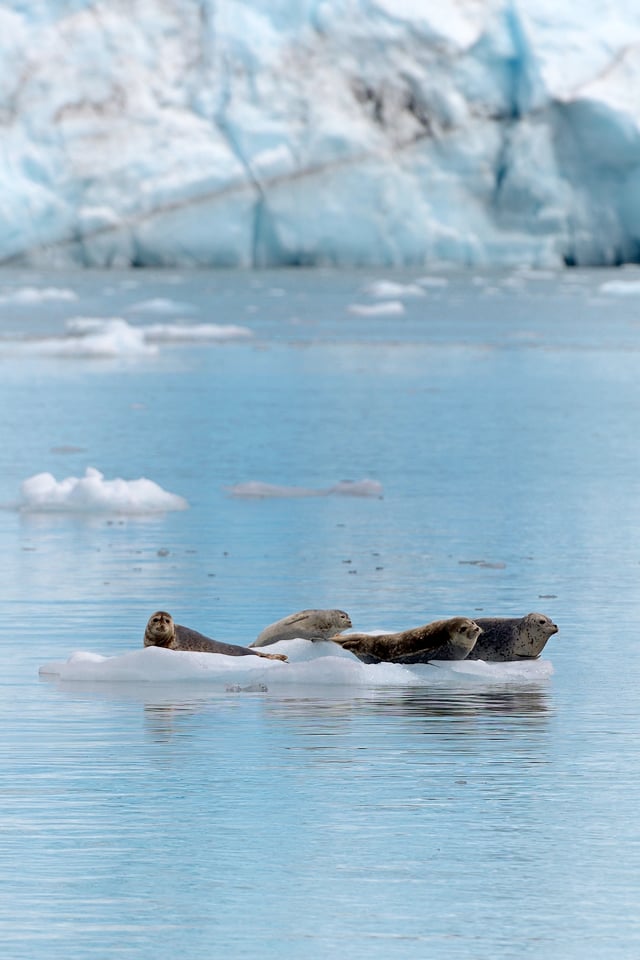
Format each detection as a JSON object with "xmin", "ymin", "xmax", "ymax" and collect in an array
[
  {"xmin": 144, "ymin": 612, "xmax": 287, "ymax": 661},
  {"xmin": 464, "ymin": 613, "xmax": 558, "ymax": 661},
  {"xmin": 251, "ymin": 608, "xmax": 352, "ymax": 647},
  {"xmin": 330, "ymin": 617, "xmax": 482, "ymax": 664}
]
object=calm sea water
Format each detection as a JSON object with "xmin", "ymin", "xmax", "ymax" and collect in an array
[{"xmin": 1, "ymin": 266, "xmax": 640, "ymax": 958}]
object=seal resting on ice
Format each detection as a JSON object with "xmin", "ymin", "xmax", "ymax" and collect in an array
[
  {"xmin": 464, "ymin": 613, "xmax": 558, "ymax": 661},
  {"xmin": 250, "ymin": 608, "xmax": 352, "ymax": 647},
  {"xmin": 330, "ymin": 617, "xmax": 482, "ymax": 664},
  {"xmin": 144, "ymin": 611, "xmax": 287, "ymax": 661}
]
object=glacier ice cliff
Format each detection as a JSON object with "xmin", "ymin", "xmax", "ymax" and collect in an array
[{"xmin": 3, "ymin": 0, "xmax": 640, "ymax": 268}]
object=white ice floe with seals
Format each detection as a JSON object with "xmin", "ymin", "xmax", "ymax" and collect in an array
[{"xmin": 39, "ymin": 637, "xmax": 553, "ymax": 688}]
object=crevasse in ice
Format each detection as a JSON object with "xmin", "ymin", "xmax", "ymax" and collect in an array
[{"xmin": 3, "ymin": 0, "xmax": 640, "ymax": 268}]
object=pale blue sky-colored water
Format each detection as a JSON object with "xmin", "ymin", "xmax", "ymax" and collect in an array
[{"xmin": 1, "ymin": 267, "xmax": 640, "ymax": 958}]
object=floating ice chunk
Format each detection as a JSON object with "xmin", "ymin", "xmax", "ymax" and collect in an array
[
  {"xmin": 7, "ymin": 317, "xmax": 252, "ymax": 356},
  {"xmin": 127, "ymin": 298, "xmax": 196, "ymax": 314},
  {"xmin": 61, "ymin": 318, "xmax": 156, "ymax": 356},
  {"xmin": 39, "ymin": 638, "xmax": 553, "ymax": 687},
  {"xmin": 326, "ymin": 479, "xmax": 384, "ymax": 497},
  {"xmin": 19, "ymin": 467, "xmax": 188, "ymax": 514},
  {"xmin": 347, "ymin": 301, "xmax": 406, "ymax": 316},
  {"xmin": 11, "ymin": 318, "xmax": 156, "ymax": 358},
  {"xmin": 598, "ymin": 280, "xmax": 640, "ymax": 295},
  {"xmin": 0, "ymin": 286, "xmax": 78, "ymax": 305},
  {"xmin": 142, "ymin": 322, "xmax": 252, "ymax": 342},
  {"xmin": 362, "ymin": 280, "xmax": 426, "ymax": 299},
  {"xmin": 227, "ymin": 478, "xmax": 383, "ymax": 498}
]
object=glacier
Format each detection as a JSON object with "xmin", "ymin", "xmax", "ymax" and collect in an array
[{"xmin": 3, "ymin": 0, "xmax": 640, "ymax": 269}]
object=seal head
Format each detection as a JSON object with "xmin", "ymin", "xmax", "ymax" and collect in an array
[{"xmin": 144, "ymin": 610, "xmax": 176, "ymax": 648}]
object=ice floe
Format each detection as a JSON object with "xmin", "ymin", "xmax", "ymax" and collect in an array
[
  {"xmin": 142, "ymin": 322, "xmax": 252, "ymax": 342},
  {"xmin": 227, "ymin": 479, "xmax": 383, "ymax": 498},
  {"xmin": 347, "ymin": 301, "xmax": 406, "ymax": 317},
  {"xmin": 0, "ymin": 286, "xmax": 78, "ymax": 305},
  {"xmin": 18, "ymin": 467, "xmax": 188, "ymax": 514},
  {"xmin": 1, "ymin": 317, "xmax": 252, "ymax": 357},
  {"xmin": 598, "ymin": 279, "xmax": 640, "ymax": 296},
  {"xmin": 39, "ymin": 638, "xmax": 554, "ymax": 688},
  {"xmin": 362, "ymin": 280, "xmax": 426, "ymax": 299},
  {"xmin": 53, "ymin": 318, "xmax": 155, "ymax": 357},
  {"xmin": 126, "ymin": 297, "xmax": 196, "ymax": 314}
]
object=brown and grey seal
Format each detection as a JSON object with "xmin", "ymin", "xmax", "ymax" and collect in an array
[
  {"xmin": 464, "ymin": 613, "xmax": 558, "ymax": 661},
  {"xmin": 250, "ymin": 608, "xmax": 352, "ymax": 648},
  {"xmin": 329, "ymin": 617, "xmax": 482, "ymax": 664},
  {"xmin": 144, "ymin": 611, "xmax": 288, "ymax": 661}
]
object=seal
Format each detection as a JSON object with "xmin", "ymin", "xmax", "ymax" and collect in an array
[
  {"xmin": 251, "ymin": 608, "xmax": 352, "ymax": 648},
  {"xmin": 464, "ymin": 612, "xmax": 558, "ymax": 661},
  {"xmin": 144, "ymin": 611, "xmax": 288, "ymax": 661},
  {"xmin": 329, "ymin": 617, "xmax": 482, "ymax": 664}
]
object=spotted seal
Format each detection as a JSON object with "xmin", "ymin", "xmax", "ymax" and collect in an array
[
  {"xmin": 329, "ymin": 617, "xmax": 482, "ymax": 664},
  {"xmin": 464, "ymin": 613, "xmax": 558, "ymax": 661},
  {"xmin": 250, "ymin": 608, "xmax": 352, "ymax": 648},
  {"xmin": 144, "ymin": 611, "xmax": 288, "ymax": 661}
]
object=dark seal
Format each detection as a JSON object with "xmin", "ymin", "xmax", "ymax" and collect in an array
[
  {"xmin": 251, "ymin": 608, "xmax": 352, "ymax": 647},
  {"xmin": 464, "ymin": 612, "xmax": 558, "ymax": 661},
  {"xmin": 144, "ymin": 611, "xmax": 288, "ymax": 661},
  {"xmin": 329, "ymin": 617, "xmax": 482, "ymax": 664}
]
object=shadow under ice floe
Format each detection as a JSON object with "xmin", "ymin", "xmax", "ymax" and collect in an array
[{"xmin": 39, "ymin": 638, "xmax": 553, "ymax": 688}]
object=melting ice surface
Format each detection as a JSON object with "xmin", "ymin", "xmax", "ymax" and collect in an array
[{"xmin": 39, "ymin": 638, "xmax": 554, "ymax": 686}]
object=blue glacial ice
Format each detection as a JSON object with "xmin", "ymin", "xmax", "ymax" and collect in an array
[{"xmin": 3, "ymin": 0, "xmax": 640, "ymax": 268}]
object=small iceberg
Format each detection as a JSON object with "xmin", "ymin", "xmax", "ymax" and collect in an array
[
  {"xmin": 2, "ymin": 317, "xmax": 252, "ymax": 358},
  {"xmin": 361, "ymin": 280, "xmax": 426, "ymax": 299},
  {"xmin": 142, "ymin": 322, "xmax": 252, "ymax": 342},
  {"xmin": 598, "ymin": 279, "xmax": 640, "ymax": 296},
  {"xmin": 347, "ymin": 301, "xmax": 405, "ymax": 317},
  {"xmin": 126, "ymin": 297, "xmax": 196, "ymax": 314},
  {"xmin": 18, "ymin": 466, "xmax": 188, "ymax": 514}
]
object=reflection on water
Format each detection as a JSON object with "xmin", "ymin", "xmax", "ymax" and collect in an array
[{"xmin": 265, "ymin": 685, "xmax": 550, "ymax": 721}]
